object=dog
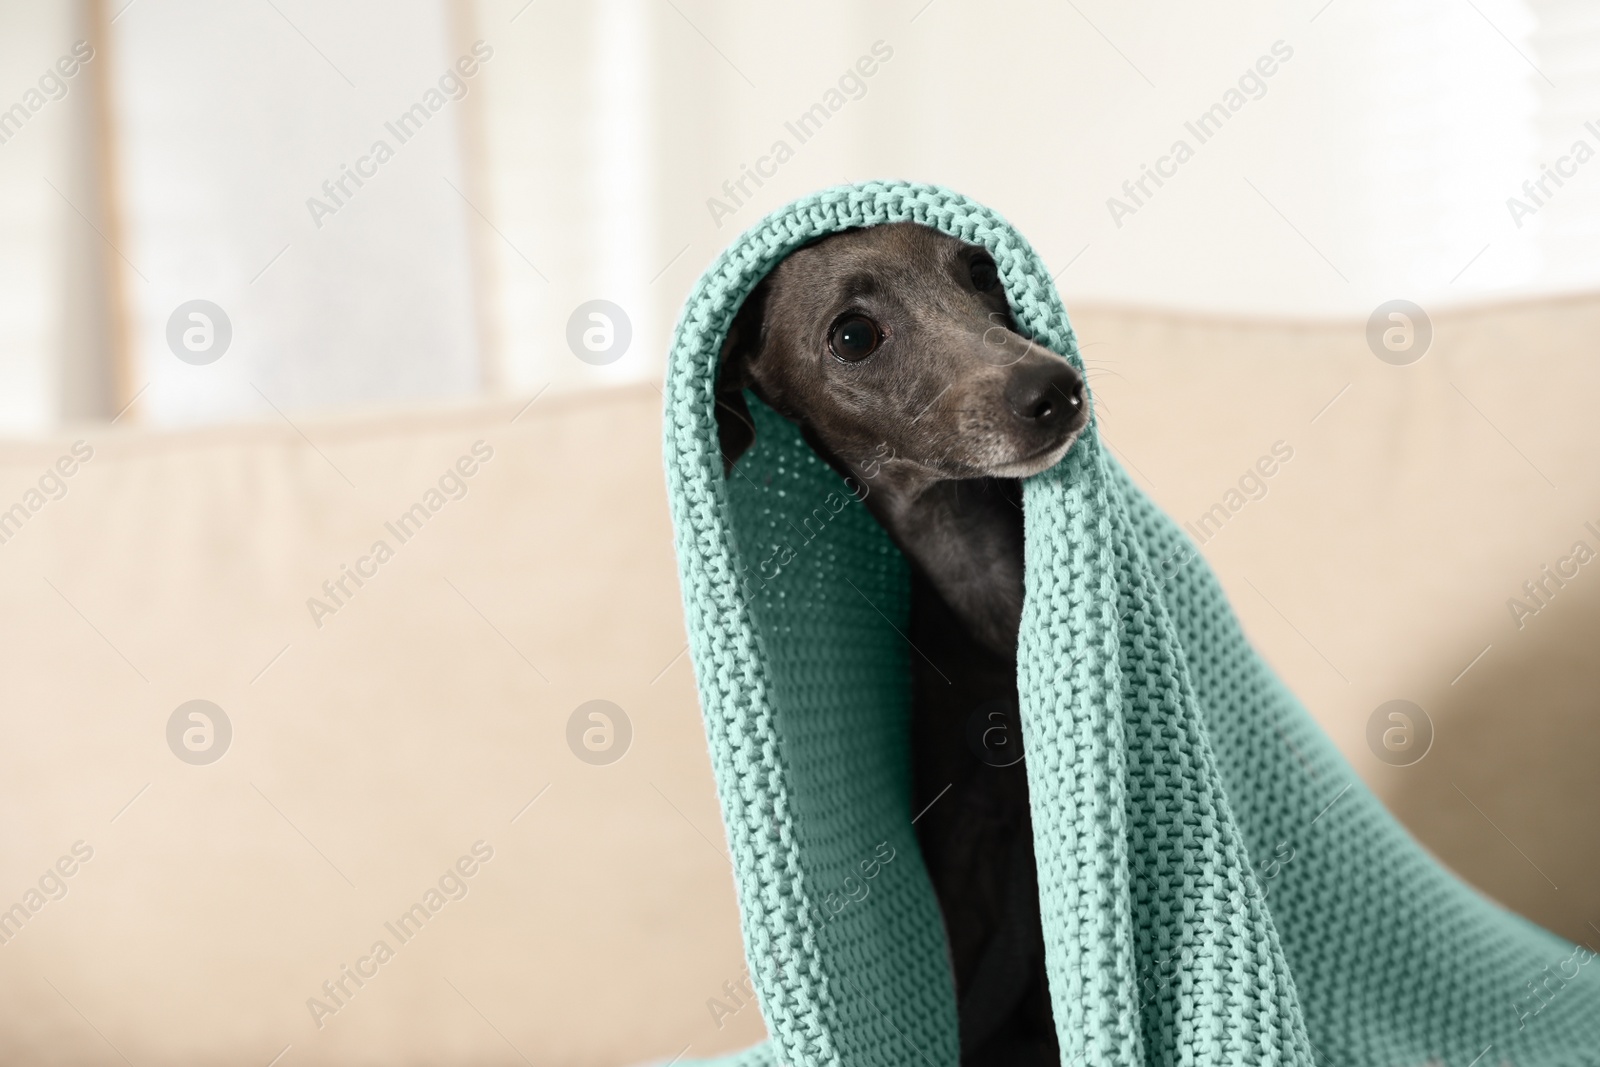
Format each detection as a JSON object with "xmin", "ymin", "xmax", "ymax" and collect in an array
[{"xmin": 714, "ymin": 222, "xmax": 1088, "ymax": 1066}]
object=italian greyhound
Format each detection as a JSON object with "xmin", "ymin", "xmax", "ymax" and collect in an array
[{"xmin": 715, "ymin": 222, "xmax": 1087, "ymax": 1066}]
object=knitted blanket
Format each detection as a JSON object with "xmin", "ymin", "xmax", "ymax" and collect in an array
[{"xmin": 661, "ymin": 182, "xmax": 1600, "ymax": 1067}]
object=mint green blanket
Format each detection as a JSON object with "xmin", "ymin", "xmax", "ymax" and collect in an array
[{"xmin": 662, "ymin": 182, "xmax": 1600, "ymax": 1067}]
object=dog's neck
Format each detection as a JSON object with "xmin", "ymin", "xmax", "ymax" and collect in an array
[{"xmin": 834, "ymin": 449, "xmax": 1025, "ymax": 659}]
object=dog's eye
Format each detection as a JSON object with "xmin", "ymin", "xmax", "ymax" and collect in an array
[
  {"xmin": 829, "ymin": 314, "xmax": 882, "ymax": 363},
  {"xmin": 970, "ymin": 256, "xmax": 999, "ymax": 293}
]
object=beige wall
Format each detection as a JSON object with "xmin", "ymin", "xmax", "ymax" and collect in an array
[{"xmin": 0, "ymin": 291, "xmax": 1597, "ymax": 1064}]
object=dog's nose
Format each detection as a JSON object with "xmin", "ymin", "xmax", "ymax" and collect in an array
[{"xmin": 1005, "ymin": 364, "xmax": 1084, "ymax": 424}]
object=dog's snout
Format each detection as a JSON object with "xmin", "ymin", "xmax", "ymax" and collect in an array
[{"xmin": 1005, "ymin": 364, "xmax": 1084, "ymax": 425}]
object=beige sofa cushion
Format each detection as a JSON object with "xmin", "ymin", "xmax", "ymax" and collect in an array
[{"xmin": 0, "ymin": 388, "xmax": 763, "ymax": 1066}]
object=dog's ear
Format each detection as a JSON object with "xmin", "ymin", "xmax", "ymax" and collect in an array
[{"xmin": 715, "ymin": 282, "xmax": 767, "ymax": 476}]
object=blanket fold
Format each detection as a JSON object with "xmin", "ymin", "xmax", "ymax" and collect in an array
[{"xmin": 663, "ymin": 181, "xmax": 1600, "ymax": 1067}]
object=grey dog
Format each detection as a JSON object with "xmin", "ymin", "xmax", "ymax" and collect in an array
[{"xmin": 716, "ymin": 222, "xmax": 1087, "ymax": 1066}]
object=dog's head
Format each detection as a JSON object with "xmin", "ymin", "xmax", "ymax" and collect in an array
[{"xmin": 715, "ymin": 222, "xmax": 1086, "ymax": 482}]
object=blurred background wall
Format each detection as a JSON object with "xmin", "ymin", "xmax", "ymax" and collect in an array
[
  {"xmin": 3, "ymin": 1, "xmax": 1600, "ymax": 1064},
  {"xmin": 4, "ymin": 0, "xmax": 1599, "ymax": 431}
]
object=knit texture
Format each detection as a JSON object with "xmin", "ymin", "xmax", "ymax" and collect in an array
[{"xmin": 662, "ymin": 182, "xmax": 1600, "ymax": 1067}]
